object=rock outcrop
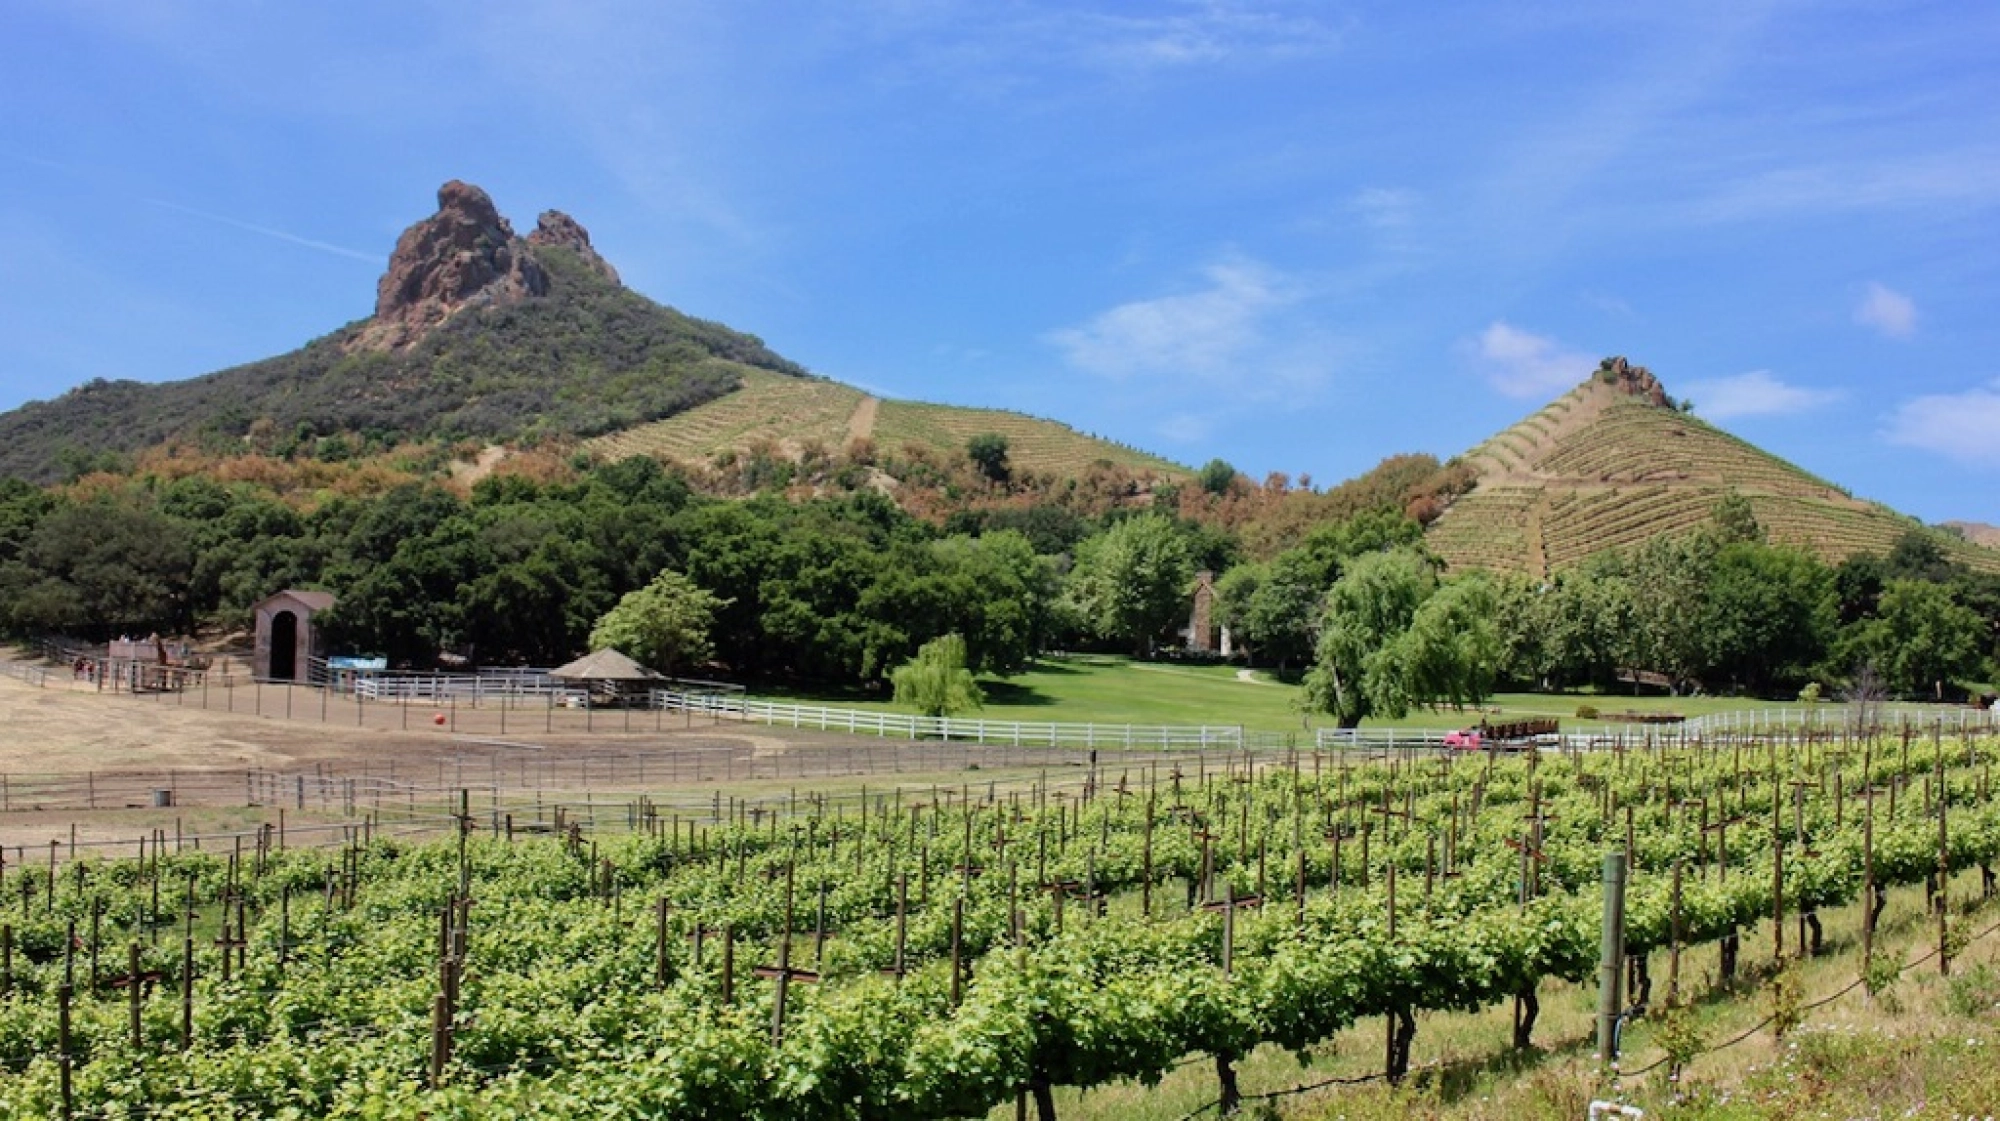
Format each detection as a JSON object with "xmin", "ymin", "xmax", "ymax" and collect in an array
[
  {"xmin": 1595, "ymin": 356, "xmax": 1671, "ymax": 408},
  {"xmin": 351, "ymin": 182, "xmax": 619, "ymax": 351},
  {"xmin": 528, "ymin": 210, "xmax": 620, "ymax": 285}
]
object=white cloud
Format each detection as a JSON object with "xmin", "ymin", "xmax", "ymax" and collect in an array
[
  {"xmin": 1681, "ymin": 370, "xmax": 1842, "ymax": 420},
  {"xmin": 1855, "ymin": 281, "xmax": 1917, "ymax": 339},
  {"xmin": 1469, "ymin": 322, "xmax": 1594, "ymax": 398},
  {"xmin": 1883, "ymin": 380, "xmax": 2000, "ymax": 466},
  {"xmin": 1046, "ymin": 258, "xmax": 1290, "ymax": 382}
]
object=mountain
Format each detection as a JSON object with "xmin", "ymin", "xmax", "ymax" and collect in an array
[
  {"xmin": 1943, "ymin": 521, "xmax": 2000, "ymax": 551},
  {"xmin": 0, "ymin": 181, "xmax": 806, "ymax": 483},
  {"xmin": 0, "ymin": 180, "xmax": 1182, "ymax": 492},
  {"xmin": 1425, "ymin": 357, "xmax": 2000, "ymax": 575}
]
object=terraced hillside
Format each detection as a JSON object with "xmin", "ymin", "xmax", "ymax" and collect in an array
[
  {"xmin": 585, "ymin": 369, "xmax": 1188, "ymax": 479},
  {"xmin": 1428, "ymin": 359, "xmax": 2000, "ymax": 576}
]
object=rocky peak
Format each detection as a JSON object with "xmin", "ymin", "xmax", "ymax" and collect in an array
[
  {"xmin": 1594, "ymin": 356, "xmax": 1671, "ymax": 408},
  {"xmin": 351, "ymin": 181, "xmax": 560, "ymax": 351},
  {"xmin": 527, "ymin": 210, "xmax": 621, "ymax": 285}
]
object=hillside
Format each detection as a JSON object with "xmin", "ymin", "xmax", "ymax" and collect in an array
[
  {"xmin": 0, "ymin": 182, "xmax": 805, "ymax": 484},
  {"xmin": 585, "ymin": 368, "xmax": 1188, "ymax": 480},
  {"xmin": 1427, "ymin": 357, "xmax": 2000, "ymax": 575}
]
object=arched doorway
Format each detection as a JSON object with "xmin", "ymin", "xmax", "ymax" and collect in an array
[{"xmin": 270, "ymin": 611, "xmax": 298, "ymax": 680}]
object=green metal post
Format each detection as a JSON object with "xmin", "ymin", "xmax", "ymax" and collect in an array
[{"xmin": 1597, "ymin": 851, "xmax": 1628, "ymax": 1064}]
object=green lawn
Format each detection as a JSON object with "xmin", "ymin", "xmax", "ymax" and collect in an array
[{"xmin": 757, "ymin": 655, "xmax": 1902, "ymax": 735}]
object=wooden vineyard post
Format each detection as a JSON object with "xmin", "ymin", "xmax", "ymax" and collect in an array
[
  {"xmin": 58, "ymin": 920, "xmax": 73, "ymax": 1121},
  {"xmin": 1667, "ymin": 859, "xmax": 1683, "ymax": 1006},
  {"xmin": 721, "ymin": 924, "xmax": 735, "ymax": 1006},
  {"xmin": 813, "ymin": 881, "xmax": 830, "ymax": 967},
  {"xmin": 1937, "ymin": 737, "xmax": 1951, "ymax": 977},
  {"xmin": 1862, "ymin": 777, "xmax": 1876, "ymax": 982},
  {"xmin": 180, "ymin": 872, "xmax": 196, "ymax": 1052},
  {"xmin": 1771, "ymin": 806, "xmax": 1785, "ymax": 966},
  {"xmin": 128, "ymin": 941, "xmax": 143, "ymax": 1050},
  {"xmin": 882, "ymin": 874, "xmax": 910, "ymax": 980},
  {"xmin": 949, "ymin": 897, "xmax": 965, "ymax": 1007},
  {"xmin": 756, "ymin": 864, "xmax": 820, "ymax": 1048},
  {"xmin": 655, "ymin": 898, "xmax": 671, "ymax": 989}
]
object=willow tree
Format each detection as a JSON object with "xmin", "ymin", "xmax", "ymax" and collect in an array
[{"xmin": 893, "ymin": 633, "xmax": 984, "ymax": 717}]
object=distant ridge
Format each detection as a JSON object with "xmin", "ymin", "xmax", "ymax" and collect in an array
[{"xmin": 1427, "ymin": 357, "xmax": 2000, "ymax": 575}]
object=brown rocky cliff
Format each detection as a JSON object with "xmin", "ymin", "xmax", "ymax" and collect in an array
[{"xmin": 351, "ymin": 181, "xmax": 558, "ymax": 351}]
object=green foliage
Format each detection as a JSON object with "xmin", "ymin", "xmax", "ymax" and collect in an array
[
  {"xmin": 1862, "ymin": 952, "xmax": 1902, "ymax": 1003},
  {"xmin": 1767, "ymin": 961, "xmax": 1804, "ymax": 1038},
  {"xmin": 588, "ymin": 569, "xmax": 729, "ymax": 676},
  {"xmin": 1304, "ymin": 548, "xmax": 1436, "ymax": 726},
  {"xmin": 1844, "ymin": 579, "xmax": 1984, "ymax": 699},
  {"xmin": 891, "ymin": 633, "xmax": 985, "ymax": 716},
  {"xmin": 1942, "ymin": 962, "xmax": 2000, "ymax": 1018},
  {"xmin": 4, "ymin": 736, "xmax": 2000, "ymax": 1117},
  {"xmin": 1064, "ymin": 514, "xmax": 1196, "ymax": 656},
  {"xmin": 0, "ymin": 498, "xmax": 193, "ymax": 636},
  {"xmin": 965, "ymin": 433, "xmax": 1011, "ymax": 484},
  {"xmin": 1708, "ymin": 493, "xmax": 1764, "ymax": 545},
  {"xmin": 1197, "ymin": 457, "xmax": 1237, "ymax": 496}
]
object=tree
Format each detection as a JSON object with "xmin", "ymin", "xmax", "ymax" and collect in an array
[
  {"xmin": 1709, "ymin": 494, "xmax": 1764, "ymax": 545},
  {"xmin": 588, "ymin": 569, "xmax": 729, "ymax": 677},
  {"xmin": 1214, "ymin": 550, "xmax": 1326, "ymax": 671},
  {"xmin": 1197, "ymin": 458, "xmax": 1237, "ymax": 496},
  {"xmin": 1064, "ymin": 514, "xmax": 1196, "ymax": 655},
  {"xmin": 892, "ymin": 633, "xmax": 984, "ymax": 716},
  {"xmin": 12, "ymin": 499, "xmax": 194, "ymax": 636},
  {"xmin": 1697, "ymin": 542, "xmax": 1834, "ymax": 693},
  {"xmin": 1623, "ymin": 533, "xmax": 1719, "ymax": 693},
  {"xmin": 1847, "ymin": 579, "xmax": 1984, "ymax": 700},
  {"xmin": 1303, "ymin": 549, "xmax": 1436, "ymax": 727},
  {"xmin": 1382, "ymin": 574, "xmax": 1502, "ymax": 712},
  {"xmin": 966, "ymin": 433, "xmax": 1011, "ymax": 485}
]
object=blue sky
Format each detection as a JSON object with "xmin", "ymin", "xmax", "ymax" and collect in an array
[{"xmin": 5, "ymin": 1, "xmax": 1999, "ymax": 523}]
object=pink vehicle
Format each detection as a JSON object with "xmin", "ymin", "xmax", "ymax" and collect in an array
[{"xmin": 1443, "ymin": 728, "xmax": 1482, "ymax": 750}]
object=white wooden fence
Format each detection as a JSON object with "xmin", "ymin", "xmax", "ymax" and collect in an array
[{"xmin": 657, "ymin": 689, "xmax": 1248, "ymax": 751}]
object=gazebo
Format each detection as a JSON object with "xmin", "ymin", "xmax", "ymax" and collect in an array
[{"xmin": 548, "ymin": 649, "xmax": 664, "ymax": 704}]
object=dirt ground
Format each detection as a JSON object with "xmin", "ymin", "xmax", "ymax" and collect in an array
[{"xmin": 0, "ymin": 673, "xmax": 1115, "ymax": 859}]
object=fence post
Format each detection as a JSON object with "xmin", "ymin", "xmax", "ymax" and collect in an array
[{"xmin": 1597, "ymin": 851, "xmax": 1628, "ymax": 1064}]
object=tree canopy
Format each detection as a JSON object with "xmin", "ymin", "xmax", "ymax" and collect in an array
[
  {"xmin": 588, "ymin": 569, "xmax": 729, "ymax": 677},
  {"xmin": 891, "ymin": 633, "xmax": 984, "ymax": 717}
]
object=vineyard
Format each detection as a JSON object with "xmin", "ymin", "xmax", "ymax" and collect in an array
[
  {"xmin": 1432, "ymin": 374, "xmax": 2000, "ymax": 577},
  {"xmin": 871, "ymin": 401, "xmax": 1187, "ymax": 480},
  {"xmin": 581, "ymin": 370, "xmax": 1185, "ymax": 481},
  {"xmin": 582, "ymin": 368, "xmax": 867, "ymax": 464},
  {"xmin": 2, "ymin": 726, "xmax": 1998, "ymax": 1119}
]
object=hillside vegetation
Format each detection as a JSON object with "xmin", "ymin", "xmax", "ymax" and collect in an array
[
  {"xmin": 0, "ymin": 246, "xmax": 804, "ymax": 484},
  {"xmin": 1426, "ymin": 360, "xmax": 2000, "ymax": 576}
]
